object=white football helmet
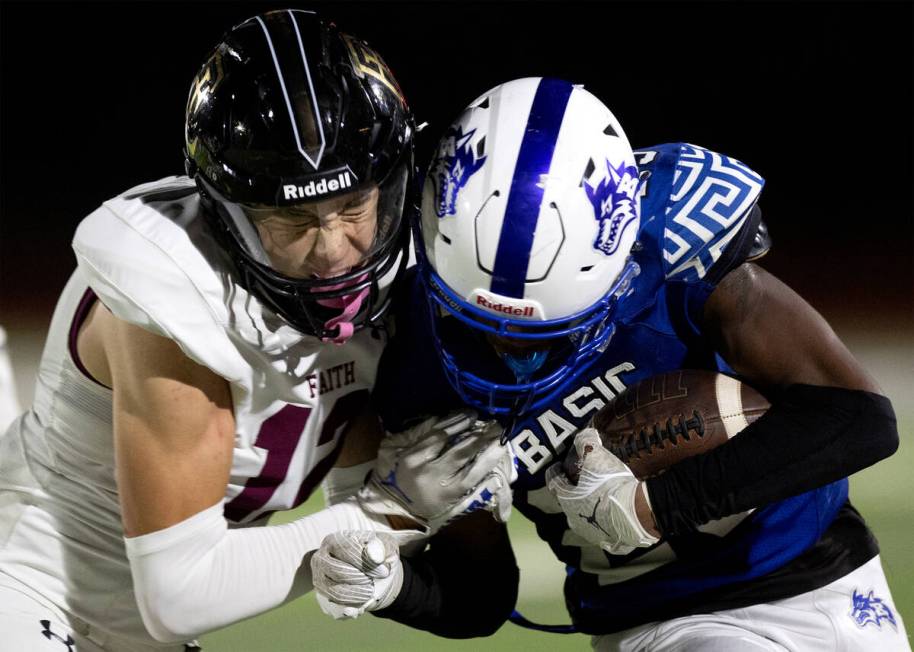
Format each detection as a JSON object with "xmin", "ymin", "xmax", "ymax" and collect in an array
[{"xmin": 416, "ymin": 77, "xmax": 642, "ymax": 415}]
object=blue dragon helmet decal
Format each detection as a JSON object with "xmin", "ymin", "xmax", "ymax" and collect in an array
[
  {"xmin": 584, "ymin": 158, "xmax": 640, "ymax": 256},
  {"xmin": 430, "ymin": 126, "xmax": 487, "ymax": 218}
]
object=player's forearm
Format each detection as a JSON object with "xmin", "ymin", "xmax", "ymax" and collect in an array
[
  {"xmin": 125, "ymin": 498, "xmax": 396, "ymax": 643},
  {"xmin": 646, "ymin": 384, "xmax": 898, "ymax": 536},
  {"xmin": 373, "ymin": 526, "xmax": 519, "ymax": 638}
]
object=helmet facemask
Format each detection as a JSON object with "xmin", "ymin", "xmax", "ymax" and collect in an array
[
  {"xmin": 418, "ymin": 237, "xmax": 640, "ymax": 415},
  {"xmin": 198, "ymin": 162, "xmax": 410, "ymax": 341}
]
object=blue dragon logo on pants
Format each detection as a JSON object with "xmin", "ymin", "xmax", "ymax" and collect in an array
[
  {"xmin": 850, "ymin": 589, "xmax": 898, "ymax": 630},
  {"xmin": 430, "ymin": 126, "xmax": 487, "ymax": 218},
  {"xmin": 583, "ymin": 159, "xmax": 640, "ymax": 256}
]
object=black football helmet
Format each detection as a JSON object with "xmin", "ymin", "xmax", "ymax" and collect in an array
[{"xmin": 184, "ymin": 9, "xmax": 414, "ymax": 339}]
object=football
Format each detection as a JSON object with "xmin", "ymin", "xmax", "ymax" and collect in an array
[{"xmin": 563, "ymin": 369, "xmax": 770, "ymax": 482}]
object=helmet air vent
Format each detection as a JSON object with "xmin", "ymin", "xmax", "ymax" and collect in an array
[{"xmin": 581, "ymin": 158, "xmax": 596, "ymax": 187}]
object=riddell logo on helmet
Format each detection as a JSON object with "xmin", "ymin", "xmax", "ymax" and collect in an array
[
  {"xmin": 475, "ymin": 295, "xmax": 535, "ymax": 317},
  {"xmin": 283, "ymin": 171, "xmax": 354, "ymax": 201}
]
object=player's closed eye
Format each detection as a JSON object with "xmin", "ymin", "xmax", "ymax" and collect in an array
[
  {"xmin": 247, "ymin": 189, "xmax": 376, "ymax": 224},
  {"xmin": 341, "ymin": 192, "xmax": 377, "ymax": 216}
]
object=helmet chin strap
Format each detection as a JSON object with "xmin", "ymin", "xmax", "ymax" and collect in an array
[
  {"xmin": 500, "ymin": 349, "xmax": 549, "ymax": 382},
  {"xmin": 314, "ymin": 273, "xmax": 370, "ymax": 344},
  {"xmin": 316, "ymin": 286, "xmax": 369, "ymax": 344}
]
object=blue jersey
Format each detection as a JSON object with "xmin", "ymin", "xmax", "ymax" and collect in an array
[{"xmin": 375, "ymin": 143, "xmax": 866, "ymax": 633}]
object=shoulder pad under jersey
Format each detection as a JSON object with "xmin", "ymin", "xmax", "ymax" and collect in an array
[
  {"xmin": 636, "ymin": 143, "xmax": 765, "ymax": 284},
  {"xmin": 73, "ymin": 176, "xmax": 276, "ymax": 386}
]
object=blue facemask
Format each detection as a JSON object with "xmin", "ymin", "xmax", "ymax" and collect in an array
[{"xmin": 421, "ymin": 258, "xmax": 641, "ymax": 417}]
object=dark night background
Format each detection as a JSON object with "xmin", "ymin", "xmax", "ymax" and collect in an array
[
  {"xmin": 1, "ymin": 1, "xmax": 912, "ymax": 330},
  {"xmin": 0, "ymin": 3, "xmax": 912, "ymax": 648}
]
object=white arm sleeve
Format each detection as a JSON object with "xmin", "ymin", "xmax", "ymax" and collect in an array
[
  {"xmin": 320, "ymin": 460, "xmax": 374, "ymax": 506},
  {"xmin": 124, "ymin": 497, "xmax": 404, "ymax": 643}
]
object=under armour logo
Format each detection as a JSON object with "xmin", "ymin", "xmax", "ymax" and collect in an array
[
  {"xmin": 40, "ymin": 620, "xmax": 75, "ymax": 651},
  {"xmin": 579, "ymin": 497, "xmax": 611, "ymax": 536}
]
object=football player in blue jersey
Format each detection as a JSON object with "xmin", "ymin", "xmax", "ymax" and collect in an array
[{"xmin": 309, "ymin": 78, "xmax": 908, "ymax": 650}]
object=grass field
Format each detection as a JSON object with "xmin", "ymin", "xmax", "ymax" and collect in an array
[{"xmin": 5, "ymin": 323, "xmax": 912, "ymax": 651}]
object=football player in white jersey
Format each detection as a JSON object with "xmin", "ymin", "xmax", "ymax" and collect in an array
[
  {"xmin": 0, "ymin": 325, "xmax": 21, "ymax": 432},
  {"xmin": 0, "ymin": 10, "xmax": 514, "ymax": 652}
]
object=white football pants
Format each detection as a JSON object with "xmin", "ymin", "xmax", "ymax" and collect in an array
[
  {"xmin": 592, "ymin": 556, "xmax": 909, "ymax": 652},
  {"xmin": 0, "ymin": 573, "xmax": 199, "ymax": 652}
]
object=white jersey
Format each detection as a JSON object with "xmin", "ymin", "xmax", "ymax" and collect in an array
[
  {"xmin": 0, "ymin": 176, "xmax": 388, "ymax": 645},
  {"xmin": 0, "ymin": 325, "xmax": 21, "ymax": 432}
]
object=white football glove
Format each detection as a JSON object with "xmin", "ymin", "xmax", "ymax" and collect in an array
[
  {"xmin": 358, "ymin": 409, "xmax": 517, "ymax": 536},
  {"xmin": 546, "ymin": 427, "xmax": 659, "ymax": 555},
  {"xmin": 311, "ymin": 531, "xmax": 402, "ymax": 620}
]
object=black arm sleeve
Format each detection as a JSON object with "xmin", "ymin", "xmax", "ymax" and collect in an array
[
  {"xmin": 647, "ymin": 385, "xmax": 898, "ymax": 537},
  {"xmin": 372, "ymin": 525, "xmax": 519, "ymax": 638}
]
